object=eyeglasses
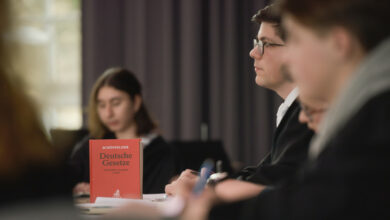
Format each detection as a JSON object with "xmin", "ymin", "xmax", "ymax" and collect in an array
[
  {"xmin": 253, "ymin": 39, "xmax": 284, "ymax": 56},
  {"xmin": 300, "ymin": 103, "xmax": 327, "ymax": 122}
]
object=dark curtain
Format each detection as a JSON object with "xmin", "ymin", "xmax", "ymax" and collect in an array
[{"xmin": 81, "ymin": 0, "xmax": 281, "ymax": 166}]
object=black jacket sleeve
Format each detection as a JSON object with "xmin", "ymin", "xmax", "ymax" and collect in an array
[
  {"xmin": 142, "ymin": 136, "xmax": 178, "ymax": 193},
  {"xmin": 67, "ymin": 135, "xmax": 91, "ymax": 186},
  {"xmin": 212, "ymin": 91, "xmax": 390, "ymax": 220},
  {"xmin": 237, "ymin": 101, "xmax": 314, "ymax": 186}
]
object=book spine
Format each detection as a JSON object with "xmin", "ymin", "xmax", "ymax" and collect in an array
[{"xmin": 89, "ymin": 140, "xmax": 94, "ymax": 203}]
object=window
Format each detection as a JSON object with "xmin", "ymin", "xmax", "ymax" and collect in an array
[{"xmin": 9, "ymin": 0, "xmax": 81, "ymax": 131}]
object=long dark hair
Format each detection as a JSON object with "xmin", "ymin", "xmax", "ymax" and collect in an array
[{"xmin": 88, "ymin": 67, "xmax": 157, "ymax": 138}]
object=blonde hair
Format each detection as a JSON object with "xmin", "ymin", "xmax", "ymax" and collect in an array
[{"xmin": 87, "ymin": 69, "xmax": 112, "ymax": 138}]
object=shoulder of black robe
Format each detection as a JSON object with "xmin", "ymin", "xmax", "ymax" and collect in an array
[
  {"xmin": 67, "ymin": 132, "xmax": 115, "ymax": 186},
  {"xmin": 1, "ymin": 162, "xmax": 73, "ymax": 207},
  {"xmin": 67, "ymin": 134, "xmax": 91, "ymax": 186},
  {"xmin": 236, "ymin": 101, "xmax": 314, "ymax": 185},
  {"xmin": 220, "ymin": 90, "xmax": 390, "ymax": 220},
  {"xmin": 142, "ymin": 136, "xmax": 178, "ymax": 193}
]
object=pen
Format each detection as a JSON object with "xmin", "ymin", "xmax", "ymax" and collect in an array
[{"xmin": 192, "ymin": 159, "xmax": 214, "ymax": 195}]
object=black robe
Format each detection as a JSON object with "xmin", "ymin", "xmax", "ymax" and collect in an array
[
  {"xmin": 0, "ymin": 164, "xmax": 73, "ymax": 207},
  {"xmin": 235, "ymin": 100, "xmax": 314, "ymax": 185},
  {"xmin": 68, "ymin": 133, "xmax": 177, "ymax": 193},
  {"xmin": 212, "ymin": 90, "xmax": 390, "ymax": 220}
]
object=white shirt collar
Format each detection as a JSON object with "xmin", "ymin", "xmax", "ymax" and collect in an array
[
  {"xmin": 276, "ymin": 87, "xmax": 299, "ymax": 127},
  {"xmin": 140, "ymin": 133, "xmax": 158, "ymax": 149}
]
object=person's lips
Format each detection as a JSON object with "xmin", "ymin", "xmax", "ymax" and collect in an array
[
  {"xmin": 107, "ymin": 121, "xmax": 119, "ymax": 127},
  {"xmin": 254, "ymin": 66, "xmax": 263, "ymax": 72}
]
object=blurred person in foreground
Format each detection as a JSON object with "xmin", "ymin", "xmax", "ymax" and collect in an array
[{"xmin": 0, "ymin": 0, "xmax": 78, "ymax": 218}]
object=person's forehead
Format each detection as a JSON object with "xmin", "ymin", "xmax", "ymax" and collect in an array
[
  {"xmin": 98, "ymin": 86, "xmax": 126, "ymax": 99},
  {"xmin": 284, "ymin": 15, "xmax": 319, "ymax": 39},
  {"xmin": 257, "ymin": 22, "xmax": 280, "ymax": 41}
]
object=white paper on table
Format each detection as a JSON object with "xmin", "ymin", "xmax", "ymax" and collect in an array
[
  {"xmin": 142, "ymin": 193, "xmax": 167, "ymax": 202},
  {"xmin": 76, "ymin": 194, "xmax": 168, "ymax": 215}
]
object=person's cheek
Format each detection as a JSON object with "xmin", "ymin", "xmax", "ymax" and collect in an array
[
  {"xmin": 298, "ymin": 48, "xmax": 309, "ymax": 78},
  {"xmin": 118, "ymin": 106, "xmax": 126, "ymax": 121},
  {"xmin": 315, "ymin": 114, "xmax": 325, "ymax": 128},
  {"xmin": 281, "ymin": 46, "xmax": 290, "ymax": 65},
  {"xmin": 98, "ymin": 109, "xmax": 106, "ymax": 122},
  {"xmin": 290, "ymin": 46, "xmax": 305, "ymax": 83},
  {"xmin": 299, "ymin": 49, "xmax": 316, "ymax": 90}
]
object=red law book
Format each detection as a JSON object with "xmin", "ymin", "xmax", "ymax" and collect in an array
[{"xmin": 89, "ymin": 139, "xmax": 143, "ymax": 203}]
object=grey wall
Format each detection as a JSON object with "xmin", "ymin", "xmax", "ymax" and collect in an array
[{"xmin": 81, "ymin": 0, "xmax": 281, "ymax": 166}]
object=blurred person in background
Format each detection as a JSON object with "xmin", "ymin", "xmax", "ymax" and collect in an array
[{"xmin": 69, "ymin": 67, "xmax": 178, "ymax": 196}]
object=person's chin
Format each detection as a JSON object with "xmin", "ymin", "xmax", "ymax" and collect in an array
[
  {"xmin": 107, "ymin": 125, "xmax": 121, "ymax": 133},
  {"xmin": 308, "ymin": 124, "xmax": 318, "ymax": 133},
  {"xmin": 255, "ymin": 76, "xmax": 266, "ymax": 87}
]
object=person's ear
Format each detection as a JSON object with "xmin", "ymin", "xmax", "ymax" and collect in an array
[
  {"xmin": 330, "ymin": 27, "xmax": 356, "ymax": 60},
  {"xmin": 133, "ymin": 95, "xmax": 142, "ymax": 113}
]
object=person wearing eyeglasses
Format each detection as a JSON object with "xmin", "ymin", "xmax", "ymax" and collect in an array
[
  {"xmin": 298, "ymin": 96, "xmax": 328, "ymax": 133},
  {"xmin": 165, "ymin": 4, "xmax": 313, "ymax": 204}
]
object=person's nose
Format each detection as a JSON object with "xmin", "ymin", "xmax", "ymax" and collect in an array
[
  {"xmin": 249, "ymin": 46, "xmax": 262, "ymax": 60},
  {"xmin": 104, "ymin": 105, "xmax": 114, "ymax": 118},
  {"xmin": 299, "ymin": 109, "xmax": 309, "ymax": 125}
]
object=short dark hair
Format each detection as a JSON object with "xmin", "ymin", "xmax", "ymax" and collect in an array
[
  {"xmin": 252, "ymin": 4, "xmax": 286, "ymax": 41},
  {"xmin": 279, "ymin": 0, "xmax": 390, "ymax": 52},
  {"xmin": 88, "ymin": 67, "xmax": 157, "ymax": 138}
]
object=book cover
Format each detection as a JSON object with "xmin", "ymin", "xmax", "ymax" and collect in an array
[{"xmin": 89, "ymin": 139, "xmax": 143, "ymax": 203}]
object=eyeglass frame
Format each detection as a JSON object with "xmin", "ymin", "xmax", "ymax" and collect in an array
[
  {"xmin": 300, "ymin": 103, "xmax": 327, "ymax": 122},
  {"xmin": 253, "ymin": 39, "xmax": 284, "ymax": 56}
]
